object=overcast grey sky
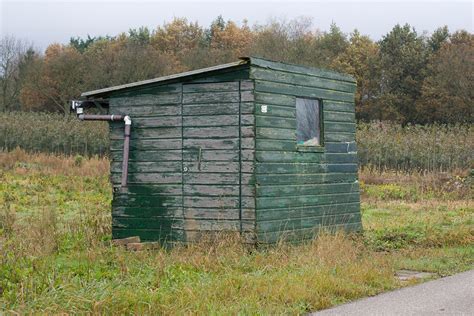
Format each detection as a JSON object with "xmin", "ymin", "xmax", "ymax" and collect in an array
[{"xmin": 1, "ymin": 0, "xmax": 472, "ymax": 51}]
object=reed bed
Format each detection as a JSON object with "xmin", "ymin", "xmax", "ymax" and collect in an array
[
  {"xmin": 0, "ymin": 112, "xmax": 108, "ymax": 157},
  {"xmin": 1, "ymin": 112, "xmax": 472, "ymax": 172}
]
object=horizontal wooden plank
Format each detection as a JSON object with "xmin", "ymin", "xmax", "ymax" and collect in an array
[
  {"xmin": 254, "ymin": 80, "xmax": 354, "ymax": 103},
  {"xmin": 250, "ymin": 67, "xmax": 356, "ymax": 93},
  {"xmin": 256, "ymin": 152, "xmax": 357, "ymax": 164},
  {"xmin": 256, "ymin": 127, "xmax": 295, "ymax": 140},
  {"xmin": 325, "ymin": 142, "xmax": 357, "ymax": 153},
  {"xmin": 241, "ymin": 90, "xmax": 254, "ymax": 102},
  {"xmin": 241, "ymin": 126, "xmax": 255, "ymax": 138},
  {"xmin": 257, "ymin": 212, "xmax": 361, "ymax": 232},
  {"xmin": 184, "ymin": 184, "xmax": 239, "ymax": 197},
  {"xmin": 183, "ymin": 172, "xmax": 254, "ymax": 185},
  {"xmin": 113, "ymin": 194, "xmax": 182, "ymax": 208},
  {"xmin": 256, "ymin": 192, "xmax": 360, "ymax": 209},
  {"xmin": 183, "ymin": 115, "xmax": 238, "ymax": 127},
  {"xmin": 183, "ymin": 103, "xmax": 239, "ymax": 115},
  {"xmin": 112, "ymin": 206, "xmax": 182, "ymax": 218},
  {"xmin": 256, "ymin": 116, "xmax": 295, "ymax": 129},
  {"xmin": 117, "ymin": 184, "xmax": 182, "ymax": 196},
  {"xmin": 184, "ymin": 208, "xmax": 240, "ymax": 220},
  {"xmin": 324, "ymin": 111, "xmax": 355, "ymax": 122},
  {"xmin": 183, "ymin": 219, "xmax": 242, "ymax": 231},
  {"xmin": 183, "ymin": 81, "xmax": 239, "ymax": 93},
  {"xmin": 241, "ymin": 161, "xmax": 254, "ymax": 173},
  {"xmin": 241, "ymin": 137, "xmax": 255, "ymax": 149},
  {"xmin": 111, "ymin": 161, "xmax": 181, "ymax": 173},
  {"xmin": 184, "ymin": 208, "xmax": 255, "ymax": 220},
  {"xmin": 255, "ymin": 172, "xmax": 357, "ymax": 185},
  {"xmin": 110, "ymin": 127, "xmax": 181, "ymax": 140},
  {"xmin": 250, "ymin": 57, "xmax": 356, "ymax": 83},
  {"xmin": 185, "ymin": 230, "xmax": 256, "ymax": 243},
  {"xmin": 184, "ymin": 196, "xmax": 239, "ymax": 208},
  {"xmin": 256, "ymin": 222, "xmax": 362, "ymax": 244},
  {"xmin": 325, "ymin": 153, "xmax": 358, "ymax": 164},
  {"xmin": 241, "ymin": 114, "xmax": 255, "ymax": 126},
  {"xmin": 111, "ymin": 172, "xmax": 182, "ymax": 184},
  {"xmin": 183, "ymin": 91, "xmax": 240, "ymax": 104},
  {"xmin": 323, "ymin": 101, "xmax": 355, "ymax": 113},
  {"xmin": 256, "ymin": 202, "xmax": 360, "ymax": 221},
  {"xmin": 110, "ymin": 83, "xmax": 181, "ymax": 97},
  {"xmin": 241, "ymin": 149, "xmax": 255, "ymax": 161},
  {"xmin": 255, "ymin": 92, "xmax": 295, "ymax": 106},
  {"xmin": 183, "ymin": 126, "xmax": 238, "ymax": 138},
  {"xmin": 185, "ymin": 68, "xmax": 249, "ymax": 84},
  {"xmin": 324, "ymin": 132, "xmax": 356, "ymax": 142},
  {"xmin": 242, "ymin": 196, "xmax": 255, "ymax": 208},
  {"xmin": 241, "ymin": 102, "xmax": 254, "ymax": 114},
  {"xmin": 325, "ymin": 122, "xmax": 356, "ymax": 133},
  {"xmin": 183, "ymin": 149, "xmax": 239, "ymax": 161},
  {"xmin": 113, "ymin": 93, "xmax": 181, "ymax": 107},
  {"xmin": 257, "ymin": 182, "xmax": 359, "ymax": 197},
  {"xmin": 183, "ymin": 172, "xmax": 239, "ymax": 185},
  {"xmin": 113, "ymin": 217, "xmax": 183, "ymax": 230},
  {"xmin": 255, "ymin": 163, "xmax": 357, "ymax": 174},
  {"xmin": 256, "ymin": 151, "xmax": 324, "ymax": 163},
  {"xmin": 240, "ymin": 80, "xmax": 254, "ymax": 91},
  {"xmin": 184, "ymin": 138, "xmax": 239, "ymax": 150},
  {"xmin": 255, "ymin": 139, "xmax": 295, "ymax": 151},
  {"xmin": 110, "ymin": 150, "xmax": 181, "ymax": 162},
  {"xmin": 131, "ymin": 116, "xmax": 181, "ymax": 128},
  {"xmin": 184, "ymin": 161, "xmax": 239, "ymax": 173},
  {"xmin": 110, "ymin": 138, "xmax": 182, "ymax": 151},
  {"xmin": 109, "ymin": 104, "xmax": 181, "ymax": 116},
  {"xmin": 255, "ymin": 103, "xmax": 295, "ymax": 117}
]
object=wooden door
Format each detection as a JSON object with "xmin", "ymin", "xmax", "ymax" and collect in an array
[{"xmin": 182, "ymin": 82, "xmax": 242, "ymax": 240}]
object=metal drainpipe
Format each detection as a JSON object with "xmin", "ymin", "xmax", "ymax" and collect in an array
[{"xmin": 78, "ymin": 114, "xmax": 132, "ymax": 187}]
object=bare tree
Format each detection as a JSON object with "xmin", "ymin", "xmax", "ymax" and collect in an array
[{"xmin": 0, "ymin": 36, "xmax": 31, "ymax": 112}]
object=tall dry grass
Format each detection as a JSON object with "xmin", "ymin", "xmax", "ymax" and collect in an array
[
  {"xmin": 0, "ymin": 112, "xmax": 108, "ymax": 157},
  {"xmin": 1, "ymin": 112, "xmax": 473, "ymax": 172},
  {"xmin": 0, "ymin": 148, "xmax": 109, "ymax": 176},
  {"xmin": 357, "ymin": 122, "xmax": 473, "ymax": 172},
  {"xmin": 1, "ymin": 151, "xmax": 472, "ymax": 313}
]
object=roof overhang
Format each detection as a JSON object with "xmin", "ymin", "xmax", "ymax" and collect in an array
[{"xmin": 81, "ymin": 57, "xmax": 250, "ymax": 98}]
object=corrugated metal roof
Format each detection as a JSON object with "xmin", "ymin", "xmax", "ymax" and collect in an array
[{"xmin": 81, "ymin": 58, "xmax": 249, "ymax": 97}]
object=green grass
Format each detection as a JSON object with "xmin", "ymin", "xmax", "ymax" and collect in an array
[{"xmin": 0, "ymin": 151, "xmax": 473, "ymax": 314}]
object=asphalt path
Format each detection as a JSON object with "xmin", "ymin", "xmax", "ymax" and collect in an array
[{"xmin": 313, "ymin": 269, "xmax": 474, "ymax": 315}]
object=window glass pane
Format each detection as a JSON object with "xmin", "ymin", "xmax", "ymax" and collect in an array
[{"xmin": 296, "ymin": 98, "xmax": 320, "ymax": 146}]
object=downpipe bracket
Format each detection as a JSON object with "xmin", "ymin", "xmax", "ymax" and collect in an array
[{"xmin": 71, "ymin": 100, "xmax": 131, "ymax": 188}]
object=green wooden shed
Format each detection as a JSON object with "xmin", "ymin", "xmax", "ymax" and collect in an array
[{"xmin": 78, "ymin": 56, "xmax": 362, "ymax": 245}]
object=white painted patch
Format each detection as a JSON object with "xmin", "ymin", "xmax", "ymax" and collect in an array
[{"xmin": 261, "ymin": 105, "xmax": 268, "ymax": 113}]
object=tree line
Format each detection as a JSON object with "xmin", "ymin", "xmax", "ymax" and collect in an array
[{"xmin": 1, "ymin": 16, "xmax": 472, "ymax": 124}]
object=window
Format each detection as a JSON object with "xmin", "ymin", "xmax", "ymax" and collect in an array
[{"xmin": 296, "ymin": 98, "xmax": 322, "ymax": 146}]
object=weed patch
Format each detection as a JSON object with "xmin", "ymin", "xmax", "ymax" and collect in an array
[{"xmin": 0, "ymin": 152, "xmax": 472, "ymax": 314}]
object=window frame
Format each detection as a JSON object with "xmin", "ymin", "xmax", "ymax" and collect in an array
[{"xmin": 295, "ymin": 97, "xmax": 324, "ymax": 152}]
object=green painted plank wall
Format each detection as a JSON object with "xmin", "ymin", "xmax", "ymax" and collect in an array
[
  {"xmin": 181, "ymin": 80, "xmax": 255, "ymax": 242},
  {"xmin": 250, "ymin": 64, "xmax": 362, "ymax": 244},
  {"xmin": 108, "ymin": 82, "xmax": 185, "ymax": 243},
  {"xmin": 108, "ymin": 71, "xmax": 256, "ymax": 244}
]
